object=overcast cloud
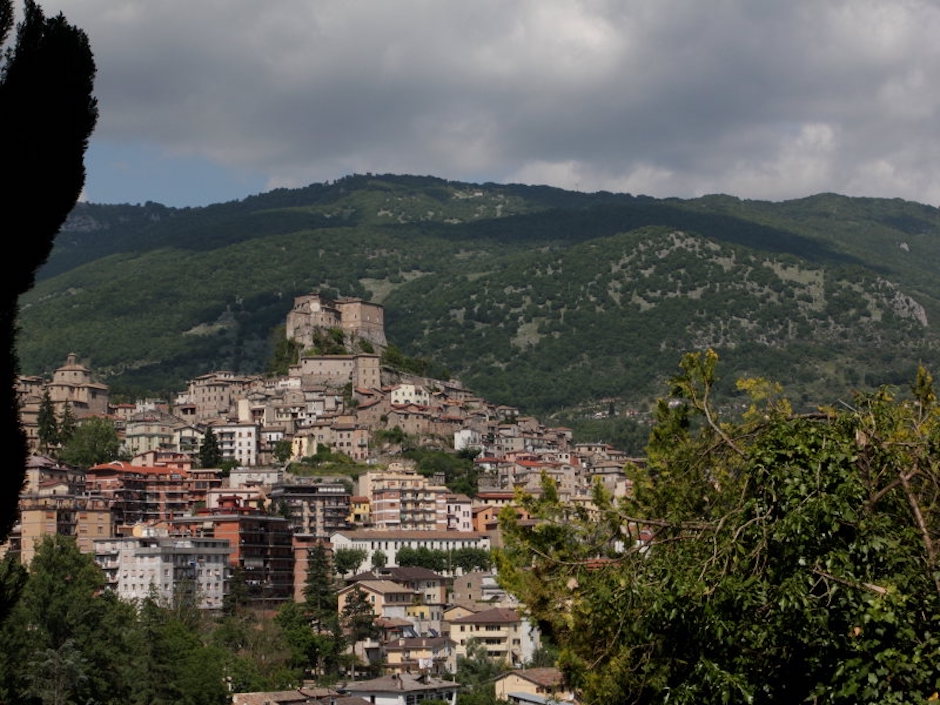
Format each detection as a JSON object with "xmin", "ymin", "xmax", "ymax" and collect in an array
[{"xmin": 33, "ymin": 0, "xmax": 940, "ymax": 207}]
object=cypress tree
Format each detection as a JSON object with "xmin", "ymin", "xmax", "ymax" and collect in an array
[
  {"xmin": 0, "ymin": 0, "xmax": 97, "ymax": 542},
  {"xmin": 198, "ymin": 426, "xmax": 223, "ymax": 469},
  {"xmin": 37, "ymin": 389, "xmax": 58, "ymax": 454},
  {"xmin": 58, "ymin": 401, "xmax": 76, "ymax": 446}
]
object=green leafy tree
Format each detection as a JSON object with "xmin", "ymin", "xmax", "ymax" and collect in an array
[
  {"xmin": 58, "ymin": 416, "xmax": 120, "ymax": 468},
  {"xmin": 333, "ymin": 547, "xmax": 367, "ymax": 576},
  {"xmin": 498, "ymin": 352, "xmax": 940, "ymax": 704},
  {"xmin": 37, "ymin": 388, "xmax": 58, "ymax": 453},
  {"xmin": 0, "ymin": 0, "xmax": 97, "ymax": 543},
  {"xmin": 455, "ymin": 639, "xmax": 505, "ymax": 705},
  {"xmin": 274, "ymin": 438, "xmax": 293, "ymax": 464},
  {"xmin": 371, "ymin": 549, "xmax": 387, "ymax": 571},
  {"xmin": 199, "ymin": 425, "xmax": 223, "ymax": 468},
  {"xmin": 0, "ymin": 536, "xmax": 137, "ymax": 704},
  {"xmin": 267, "ymin": 325, "xmax": 302, "ymax": 376},
  {"xmin": 275, "ymin": 600, "xmax": 343, "ymax": 680}
]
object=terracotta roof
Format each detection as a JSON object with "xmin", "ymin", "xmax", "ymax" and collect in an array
[
  {"xmin": 88, "ymin": 461, "xmax": 189, "ymax": 476},
  {"xmin": 504, "ymin": 667, "xmax": 564, "ymax": 688},
  {"xmin": 449, "ymin": 607, "xmax": 520, "ymax": 624}
]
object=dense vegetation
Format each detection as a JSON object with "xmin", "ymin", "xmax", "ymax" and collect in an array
[
  {"xmin": 498, "ymin": 353, "xmax": 940, "ymax": 704},
  {"xmin": 16, "ymin": 175, "xmax": 940, "ymax": 418}
]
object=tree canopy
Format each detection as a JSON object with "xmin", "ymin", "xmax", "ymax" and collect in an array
[
  {"xmin": 498, "ymin": 351, "xmax": 940, "ymax": 704},
  {"xmin": 58, "ymin": 416, "xmax": 121, "ymax": 468}
]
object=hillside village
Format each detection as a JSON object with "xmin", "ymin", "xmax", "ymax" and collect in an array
[{"xmin": 8, "ymin": 292, "xmax": 635, "ymax": 704}]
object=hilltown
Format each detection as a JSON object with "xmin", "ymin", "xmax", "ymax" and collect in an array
[{"xmin": 8, "ymin": 293, "xmax": 635, "ymax": 705}]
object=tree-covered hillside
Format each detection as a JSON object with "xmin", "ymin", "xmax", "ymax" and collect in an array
[{"xmin": 16, "ymin": 174, "xmax": 940, "ymax": 414}]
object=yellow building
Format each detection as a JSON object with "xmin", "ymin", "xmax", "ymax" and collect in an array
[{"xmin": 494, "ymin": 668, "xmax": 577, "ymax": 704}]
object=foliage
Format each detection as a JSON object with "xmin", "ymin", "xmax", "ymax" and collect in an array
[
  {"xmin": 37, "ymin": 388, "xmax": 58, "ymax": 453},
  {"xmin": 275, "ymin": 600, "xmax": 344, "ymax": 679},
  {"xmin": 303, "ymin": 543, "xmax": 336, "ymax": 618},
  {"xmin": 371, "ymin": 549, "xmax": 387, "ymax": 570},
  {"xmin": 340, "ymin": 587, "xmax": 378, "ymax": 643},
  {"xmin": 333, "ymin": 547, "xmax": 368, "ymax": 576},
  {"xmin": 0, "ymin": 536, "xmax": 139, "ymax": 704},
  {"xmin": 58, "ymin": 400, "xmax": 76, "ymax": 446},
  {"xmin": 273, "ymin": 438, "xmax": 293, "ymax": 464},
  {"xmin": 498, "ymin": 352, "xmax": 940, "ymax": 704},
  {"xmin": 396, "ymin": 546, "xmax": 491, "ymax": 573},
  {"xmin": 0, "ymin": 536, "xmax": 311, "ymax": 702},
  {"xmin": 403, "ymin": 447, "xmax": 481, "ymax": 495},
  {"xmin": 58, "ymin": 415, "xmax": 121, "ymax": 468},
  {"xmin": 267, "ymin": 324, "xmax": 302, "ymax": 376},
  {"xmin": 456, "ymin": 639, "xmax": 505, "ymax": 705},
  {"xmin": 199, "ymin": 425, "xmax": 222, "ymax": 468}
]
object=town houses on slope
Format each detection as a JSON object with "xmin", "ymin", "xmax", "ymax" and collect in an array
[{"xmin": 7, "ymin": 291, "xmax": 627, "ymax": 692}]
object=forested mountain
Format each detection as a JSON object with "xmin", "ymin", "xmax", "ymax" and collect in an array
[{"xmin": 16, "ymin": 174, "xmax": 940, "ymax": 417}]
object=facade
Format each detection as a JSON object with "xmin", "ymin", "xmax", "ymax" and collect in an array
[
  {"xmin": 360, "ymin": 470, "xmax": 449, "ymax": 531},
  {"xmin": 494, "ymin": 669, "xmax": 576, "ymax": 704},
  {"xmin": 270, "ymin": 481, "xmax": 351, "ymax": 537},
  {"xmin": 94, "ymin": 530, "xmax": 229, "ymax": 609},
  {"xmin": 167, "ymin": 500, "xmax": 294, "ymax": 605},
  {"xmin": 214, "ymin": 422, "xmax": 260, "ymax": 466},
  {"xmin": 85, "ymin": 462, "xmax": 194, "ymax": 530},
  {"xmin": 337, "ymin": 580, "xmax": 417, "ymax": 620},
  {"xmin": 18, "ymin": 495, "xmax": 113, "ymax": 564},
  {"xmin": 446, "ymin": 607, "xmax": 540, "ymax": 667},
  {"xmin": 47, "ymin": 353, "xmax": 110, "ymax": 417},
  {"xmin": 382, "ymin": 637, "xmax": 456, "ymax": 675},
  {"xmin": 291, "ymin": 354, "xmax": 381, "ymax": 391},
  {"xmin": 330, "ymin": 530, "xmax": 490, "ymax": 571},
  {"xmin": 343, "ymin": 673, "xmax": 458, "ymax": 705},
  {"xmin": 286, "ymin": 292, "xmax": 387, "ymax": 349}
]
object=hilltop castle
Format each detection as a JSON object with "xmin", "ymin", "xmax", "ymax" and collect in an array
[{"xmin": 285, "ymin": 292, "xmax": 387, "ymax": 350}]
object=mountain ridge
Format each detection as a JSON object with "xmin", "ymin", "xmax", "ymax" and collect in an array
[{"xmin": 17, "ymin": 174, "xmax": 940, "ymax": 417}]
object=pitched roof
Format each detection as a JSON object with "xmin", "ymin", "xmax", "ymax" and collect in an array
[
  {"xmin": 503, "ymin": 667, "xmax": 564, "ymax": 688},
  {"xmin": 449, "ymin": 607, "xmax": 520, "ymax": 624},
  {"xmin": 344, "ymin": 673, "xmax": 458, "ymax": 694}
]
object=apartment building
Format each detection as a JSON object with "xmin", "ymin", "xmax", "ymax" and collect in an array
[{"xmin": 94, "ymin": 528, "xmax": 229, "ymax": 609}]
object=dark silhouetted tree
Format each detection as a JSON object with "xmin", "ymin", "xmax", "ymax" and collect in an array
[
  {"xmin": 199, "ymin": 426, "xmax": 223, "ymax": 468},
  {"xmin": 0, "ymin": 0, "xmax": 97, "ymax": 542},
  {"xmin": 36, "ymin": 389, "xmax": 58, "ymax": 454}
]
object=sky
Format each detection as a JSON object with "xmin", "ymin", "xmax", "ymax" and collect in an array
[{"xmin": 31, "ymin": 0, "xmax": 940, "ymax": 208}]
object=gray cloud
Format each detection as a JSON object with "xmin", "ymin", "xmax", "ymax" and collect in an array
[{"xmin": 39, "ymin": 0, "xmax": 940, "ymax": 204}]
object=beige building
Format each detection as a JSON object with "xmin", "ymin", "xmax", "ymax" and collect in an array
[
  {"xmin": 360, "ymin": 469, "xmax": 448, "ymax": 531},
  {"xmin": 382, "ymin": 636, "xmax": 456, "ymax": 675},
  {"xmin": 286, "ymin": 292, "xmax": 387, "ymax": 349},
  {"xmin": 290, "ymin": 353, "xmax": 381, "ymax": 390},
  {"xmin": 19, "ymin": 496, "xmax": 113, "ymax": 565},
  {"xmin": 494, "ymin": 668, "xmax": 576, "ymax": 704},
  {"xmin": 446, "ymin": 607, "xmax": 540, "ymax": 667},
  {"xmin": 337, "ymin": 580, "xmax": 417, "ymax": 621},
  {"xmin": 47, "ymin": 353, "xmax": 110, "ymax": 418}
]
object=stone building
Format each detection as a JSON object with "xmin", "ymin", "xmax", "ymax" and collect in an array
[{"xmin": 286, "ymin": 292, "xmax": 387, "ymax": 350}]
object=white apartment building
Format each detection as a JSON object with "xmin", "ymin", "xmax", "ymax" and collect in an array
[
  {"xmin": 94, "ymin": 531, "xmax": 230, "ymax": 609},
  {"xmin": 215, "ymin": 422, "xmax": 260, "ymax": 466}
]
